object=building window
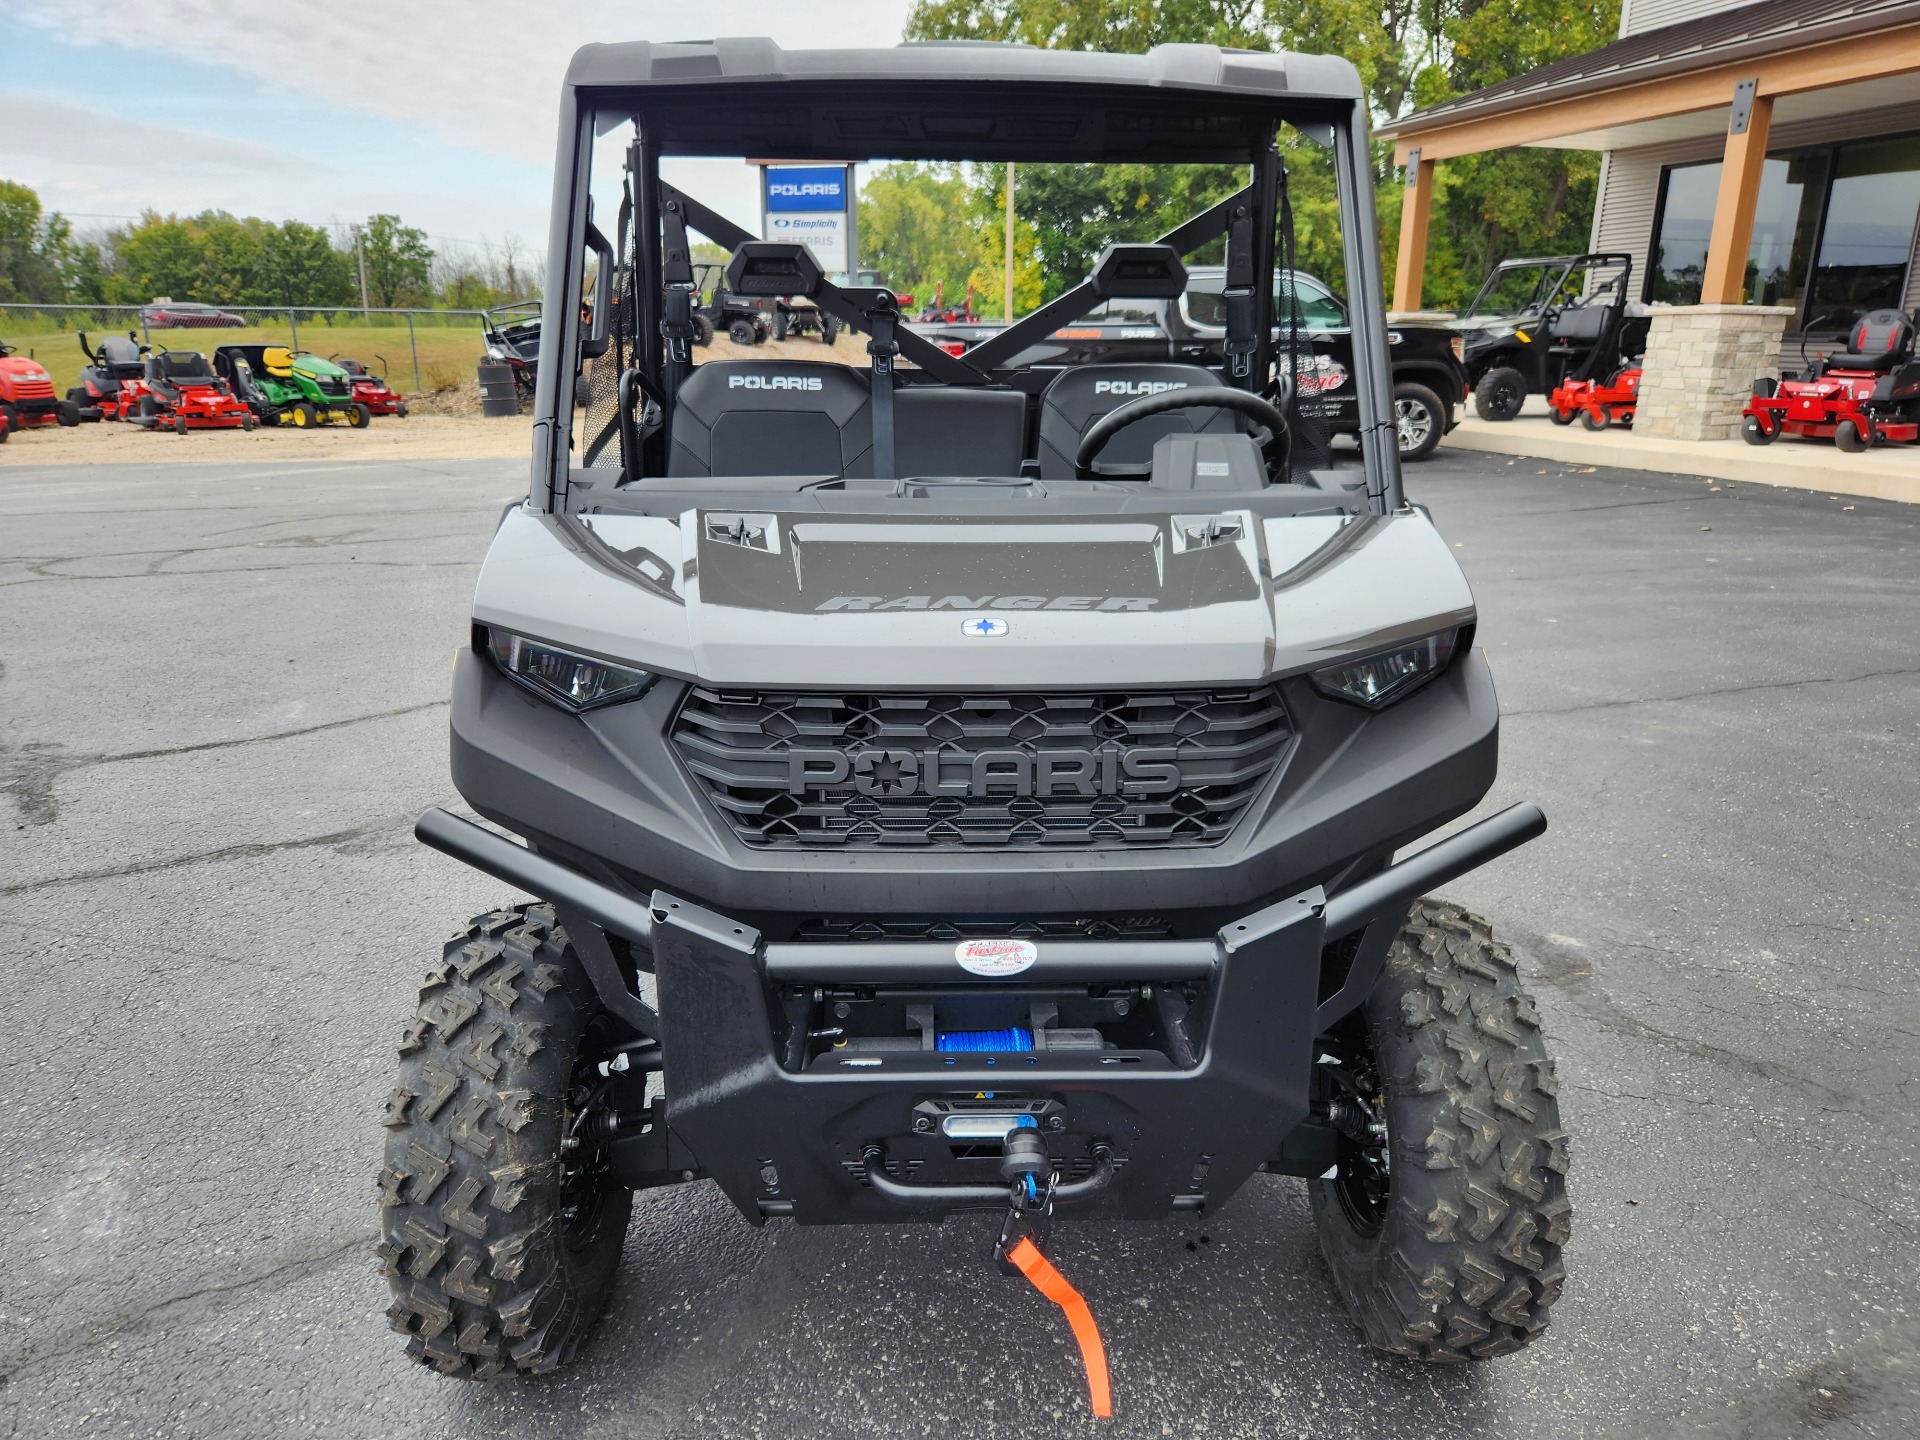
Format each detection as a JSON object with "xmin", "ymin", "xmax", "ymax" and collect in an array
[
  {"xmin": 1648, "ymin": 136, "xmax": 1920, "ymax": 331},
  {"xmin": 1804, "ymin": 136, "xmax": 1920, "ymax": 327}
]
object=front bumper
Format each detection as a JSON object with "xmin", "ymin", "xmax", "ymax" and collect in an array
[{"xmin": 416, "ymin": 800, "xmax": 1545, "ymax": 1225}]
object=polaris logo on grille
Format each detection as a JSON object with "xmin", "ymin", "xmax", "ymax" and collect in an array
[
  {"xmin": 728, "ymin": 374, "xmax": 825, "ymax": 390},
  {"xmin": 1093, "ymin": 379, "xmax": 1187, "ymax": 395},
  {"xmin": 786, "ymin": 746, "xmax": 1180, "ymax": 798}
]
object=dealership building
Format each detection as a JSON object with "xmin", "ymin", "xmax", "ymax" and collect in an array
[{"xmin": 1379, "ymin": 0, "xmax": 1920, "ymax": 439}]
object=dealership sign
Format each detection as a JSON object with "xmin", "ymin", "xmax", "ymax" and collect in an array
[{"xmin": 763, "ymin": 164, "xmax": 852, "ymax": 272}]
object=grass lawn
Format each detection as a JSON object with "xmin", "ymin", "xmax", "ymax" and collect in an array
[{"xmin": 0, "ymin": 316, "xmax": 491, "ymax": 397}]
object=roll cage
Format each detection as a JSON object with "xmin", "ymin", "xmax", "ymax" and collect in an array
[{"xmin": 530, "ymin": 41, "xmax": 1397, "ymax": 516}]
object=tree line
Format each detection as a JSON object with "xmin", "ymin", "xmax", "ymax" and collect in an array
[
  {"xmin": 0, "ymin": 179, "xmax": 539, "ymax": 311},
  {"xmin": 865, "ymin": 0, "xmax": 1621, "ymax": 313}
]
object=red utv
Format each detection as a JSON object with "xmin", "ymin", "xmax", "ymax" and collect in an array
[
  {"xmin": 70, "ymin": 332, "xmax": 154, "ymax": 421},
  {"xmin": 131, "ymin": 350, "xmax": 257, "ymax": 433},
  {"xmin": 1744, "ymin": 308, "xmax": 1920, "ymax": 451},
  {"xmin": 0, "ymin": 340, "xmax": 80, "ymax": 431},
  {"xmin": 331, "ymin": 355, "xmax": 409, "ymax": 417}
]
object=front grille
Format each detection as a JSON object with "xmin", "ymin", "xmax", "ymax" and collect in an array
[
  {"xmin": 319, "ymin": 377, "xmax": 350, "ymax": 397},
  {"xmin": 672, "ymin": 687, "xmax": 1291, "ymax": 850}
]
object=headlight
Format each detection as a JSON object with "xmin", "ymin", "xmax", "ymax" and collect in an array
[
  {"xmin": 1450, "ymin": 336, "xmax": 1465, "ymax": 363},
  {"xmin": 485, "ymin": 627, "xmax": 656, "ymax": 710},
  {"xmin": 1310, "ymin": 628, "xmax": 1459, "ymax": 709}
]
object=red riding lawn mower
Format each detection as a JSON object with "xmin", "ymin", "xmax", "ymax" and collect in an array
[
  {"xmin": 330, "ymin": 356, "xmax": 409, "ymax": 417},
  {"xmin": 131, "ymin": 350, "xmax": 257, "ymax": 433},
  {"xmin": 1, "ymin": 340, "xmax": 80, "ymax": 432},
  {"xmin": 1743, "ymin": 308, "xmax": 1920, "ymax": 451},
  {"xmin": 71, "ymin": 331, "xmax": 154, "ymax": 421},
  {"xmin": 1544, "ymin": 282, "xmax": 1644, "ymax": 430}
]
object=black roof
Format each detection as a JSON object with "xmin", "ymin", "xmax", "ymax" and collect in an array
[
  {"xmin": 1380, "ymin": 0, "xmax": 1920, "ymax": 138},
  {"xmin": 563, "ymin": 41, "xmax": 1362, "ymax": 162}
]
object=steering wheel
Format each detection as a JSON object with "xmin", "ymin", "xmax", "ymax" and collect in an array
[{"xmin": 1074, "ymin": 386, "xmax": 1290, "ymax": 480}]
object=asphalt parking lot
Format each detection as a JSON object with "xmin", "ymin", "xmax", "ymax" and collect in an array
[{"xmin": 2, "ymin": 449, "xmax": 1916, "ymax": 1439}]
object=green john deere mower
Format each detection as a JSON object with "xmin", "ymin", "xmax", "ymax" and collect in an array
[{"xmin": 213, "ymin": 343, "xmax": 370, "ymax": 428}]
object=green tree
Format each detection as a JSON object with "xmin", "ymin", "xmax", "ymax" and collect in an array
[
  {"xmin": 261, "ymin": 220, "xmax": 354, "ymax": 308},
  {"xmin": 857, "ymin": 164, "xmax": 980, "ymax": 307},
  {"xmin": 114, "ymin": 212, "xmax": 208, "ymax": 303},
  {"xmin": 905, "ymin": 0, "xmax": 1621, "ymax": 309},
  {"xmin": 0, "ymin": 180, "xmax": 74, "ymax": 303},
  {"xmin": 356, "ymin": 214, "xmax": 434, "ymax": 307}
]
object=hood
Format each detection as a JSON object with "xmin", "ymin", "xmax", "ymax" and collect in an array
[
  {"xmin": 292, "ymin": 355, "xmax": 349, "ymax": 379},
  {"xmin": 470, "ymin": 504, "xmax": 1475, "ymax": 689}
]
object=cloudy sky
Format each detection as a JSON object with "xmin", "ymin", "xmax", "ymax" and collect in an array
[{"xmin": 1, "ymin": 1, "xmax": 914, "ymax": 257}]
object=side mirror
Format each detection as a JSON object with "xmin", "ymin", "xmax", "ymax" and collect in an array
[{"xmin": 582, "ymin": 220, "xmax": 613, "ymax": 360}]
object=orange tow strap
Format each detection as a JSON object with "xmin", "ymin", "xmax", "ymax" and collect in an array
[{"xmin": 1006, "ymin": 1236, "xmax": 1113, "ymax": 1418}]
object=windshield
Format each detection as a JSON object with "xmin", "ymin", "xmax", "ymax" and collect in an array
[{"xmin": 547, "ymin": 68, "xmax": 1391, "ymax": 511}]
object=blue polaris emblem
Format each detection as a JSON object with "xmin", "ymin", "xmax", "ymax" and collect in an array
[{"xmin": 962, "ymin": 617, "xmax": 1009, "ymax": 638}]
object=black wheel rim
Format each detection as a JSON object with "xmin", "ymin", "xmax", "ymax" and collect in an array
[
  {"xmin": 558, "ymin": 1017, "xmax": 625, "ymax": 1251},
  {"xmin": 1315, "ymin": 1035, "xmax": 1392, "ymax": 1236}
]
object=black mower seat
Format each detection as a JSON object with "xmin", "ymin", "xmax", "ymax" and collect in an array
[
  {"xmin": 1823, "ymin": 309, "xmax": 1915, "ymax": 372},
  {"xmin": 1036, "ymin": 363, "xmax": 1236, "ymax": 478},
  {"xmin": 1549, "ymin": 306, "xmax": 1609, "ymax": 342},
  {"xmin": 895, "ymin": 386, "xmax": 1027, "ymax": 477},
  {"xmin": 668, "ymin": 361, "xmax": 873, "ymax": 477}
]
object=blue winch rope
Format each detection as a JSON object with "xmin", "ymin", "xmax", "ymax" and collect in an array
[{"xmin": 935, "ymin": 1027, "xmax": 1034, "ymax": 1053}]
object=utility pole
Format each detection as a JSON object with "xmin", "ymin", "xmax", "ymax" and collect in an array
[
  {"xmin": 355, "ymin": 228, "xmax": 370, "ymax": 317},
  {"xmin": 1004, "ymin": 161, "xmax": 1016, "ymax": 322}
]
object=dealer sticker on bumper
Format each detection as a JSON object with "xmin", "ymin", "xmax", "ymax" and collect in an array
[{"xmin": 955, "ymin": 938, "xmax": 1037, "ymax": 976}]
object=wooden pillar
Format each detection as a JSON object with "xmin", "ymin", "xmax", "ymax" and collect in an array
[
  {"xmin": 1392, "ymin": 149, "xmax": 1435, "ymax": 313},
  {"xmin": 1700, "ymin": 81, "xmax": 1774, "ymax": 305}
]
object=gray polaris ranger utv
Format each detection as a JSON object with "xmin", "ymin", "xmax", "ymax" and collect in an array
[{"xmin": 380, "ymin": 38, "xmax": 1570, "ymax": 1387}]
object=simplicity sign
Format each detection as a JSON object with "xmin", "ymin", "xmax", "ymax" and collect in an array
[{"xmin": 761, "ymin": 164, "xmax": 853, "ymax": 273}]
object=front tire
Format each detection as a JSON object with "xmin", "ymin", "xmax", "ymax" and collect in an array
[
  {"xmin": 691, "ymin": 313, "xmax": 715, "ymax": 348},
  {"xmin": 380, "ymin": 903, "xmax": 633, "ymax": 1379},
  {"xmin": 348, "ymin": 402, "xmax": 372, "ymax": 428},
  {"xmin": 727, "ymin": 318, "xmax": 757, "ymax": 346},
  {"xmin": 1834, "ymin": 417, "xmax": 1870, "ymax": 452},
  {"xmin": 1310, "ymin": 900, "xmax": 1570, "ymax": 1361},
  {"xmin": 1579, "ymin": 407, "xmax": 1609, "ymax": 431},
  {"xmin": 1392, "ymin": 382, "xmax": 1445, "ymax": 461},
  {"xmin": 1741, "ymin": 413, "xmax": 1777, "ymax": 446},
  {"xmin": 1472, "ymin": 366, "xmax": 1528, "ymax": 423},
  {"xmin": 290, "ymin": 401, "xmax": 317, "ymax": 428}
]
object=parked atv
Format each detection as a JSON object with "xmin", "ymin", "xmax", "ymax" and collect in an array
[
  {"xmin": 130, "ymin": 349, "xmax": 256, "ymax": 433},
  {"xmin": 213, "ymin": 344, "xmax": 368, "ymax": 428},
  {"xmin": 481, "ymin": 302, "xmax": 542, "ymax": 406},
  {"xmin": 333, "ymin": 355, "xmax": 410, "ymax": 417},
  {"xmin": 1456, "ymin": 253, "xmax": 1648, "ymax": 421},
  {"xmin": 383, "ymin": 40, "xmax": 1568, "ymax": 1399},
  {"xmin": 0, "ymin": 340, "xmax": 79, "ymax": 431},
  {"xmin": 691, "ymin": 261, "xmax": 774, "ymax": 346},
  {"xmin": 1743, "ymin": 308, "xmax": 1920, "ymax": 451}
]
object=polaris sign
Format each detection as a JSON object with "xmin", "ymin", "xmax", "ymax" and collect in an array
[
  {"xmin": 762, "ymin": 163, "xmax": 853, "ymax": 273},
  {"xmin": 764, "ymin": 166, "xmax": 847, "ymax": 213}
]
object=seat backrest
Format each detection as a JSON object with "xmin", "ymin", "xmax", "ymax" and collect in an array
[
  {"xmin": 1036, "ymin": 363, "xmax": 1235, "ymax": 478},
  {"xmin": 261, "ymin": 346, "xmax": 295, "ymax": 378},
  {"xmin": 894, "ymin": 386, "xmax": 1028, "ymax": 477},
  {"xmin": 99, "ymin": 335, "xmax": 142, "ymax": 367},
  {"xmin": 1849, "ymin": 309, "xmax": 1912, "ymax": 361},
  {"xmin": 668, "ymin": 361, "xmax": 872, "ymax": 477},
  {"xmin": 1550, "ymin": 306, "xmax": 1609, "ymax": 342}
]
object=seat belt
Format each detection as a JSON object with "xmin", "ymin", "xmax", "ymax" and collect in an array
[
  {"xmin": 658, "ymin": 194, "xmax": 696, "ymax": 406},
  {"xmin": 1223, "ymin": 198, "xmax": 1257, "ymax": 388},
  {"xmin": 864, "ymin": 294, "xmax": 900, "ymax": 479}
]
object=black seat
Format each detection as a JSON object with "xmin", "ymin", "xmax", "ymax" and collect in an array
[
  {"xmin": 668, "ymin": 361, "xmax": 872, "ymax": 477},
  {"xmin": 1036, "ymin": 363, "xmax": 1237, "ymax": 478},
  {"xmin": 1550, "ymin": 306, "xmax": 1608, "ymax": 342},
  {"xmin": 1823, "ymin": 309, "xmax": 1915, "ymax": 373},
  {"xmin": 895, "ymin": 386, "xmax": 1027, "ymax": 477}
]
